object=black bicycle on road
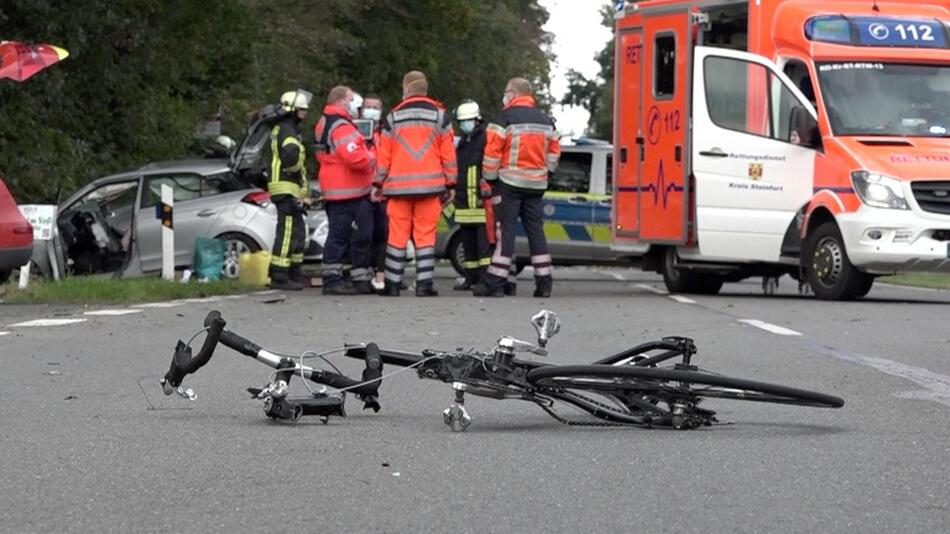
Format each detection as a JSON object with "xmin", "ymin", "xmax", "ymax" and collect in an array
[{"xmin": 161, "ymin": 310, "xmax": 843, "ymax": 431}]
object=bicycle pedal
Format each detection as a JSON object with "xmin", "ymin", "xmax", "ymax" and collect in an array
[{"xmin": 442, "ymin": 404, "xmax": 471, "ymax": 432}]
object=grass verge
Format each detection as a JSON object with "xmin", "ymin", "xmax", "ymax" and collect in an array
[
  {"xmin": 0, "ymin": 276, "xmax": 259, "ymax": 305},
  {"xmin": 879, "ymin": 272, "xmax": 950, "ymax": 290}
]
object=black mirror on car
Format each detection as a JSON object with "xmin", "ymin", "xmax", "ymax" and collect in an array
[{"xmin": 789, "ymin": 106, "xmax": 820, "ymax": 149}]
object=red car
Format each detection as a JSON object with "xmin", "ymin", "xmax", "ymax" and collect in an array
[{"xmin": 0, "ymin": 176, "xmax": 33, "ymax": 282}]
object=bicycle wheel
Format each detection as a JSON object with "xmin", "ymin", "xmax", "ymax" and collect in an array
[{"xmin": 525, "ymin": 365, "xmax": 844, "ymax": 408}]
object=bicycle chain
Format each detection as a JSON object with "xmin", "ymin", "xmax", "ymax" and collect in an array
[{"xmin": 536, "ymin": 389, "xmax": 650, "ymax": 427}]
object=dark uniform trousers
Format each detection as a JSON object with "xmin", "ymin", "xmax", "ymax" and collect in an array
[
  {"xmin": 484, "ymin": 181, "xmax": 552, "ymax": 290},
  {"xmin": 369, "ymin": 200, "xmax": 388, "ymax": 275},
  {"xmin": 459, "ymin": 223, "xmax": 492, "ymax": 283},
  {"xmin": 271, "ymin": 195, "xmax": 306, "ymax": 282},
  {"xmin": 323, "ymin": 196, "xmax": 374, "ymax": 285}
]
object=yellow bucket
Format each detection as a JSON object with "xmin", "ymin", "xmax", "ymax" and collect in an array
[{"xmin": 238, "ymin": 251, "xmax": 271, "ymax": 286}]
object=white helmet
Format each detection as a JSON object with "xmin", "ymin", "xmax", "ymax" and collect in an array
[
  {"xmin": 456, "ymin": 100, "xmax": 480, "ymax": 121},
  {"xmin": 280, "ymin": 89, "xmax": 313, "ymax": 112},
  {"xmin": 214, "ymin": 135, "xmax": 235, "ymax": 152}
]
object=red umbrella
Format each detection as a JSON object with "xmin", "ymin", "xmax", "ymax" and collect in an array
[{"xmin": 0, "ymin": 41, "xmax": 69, "ymax": 82}]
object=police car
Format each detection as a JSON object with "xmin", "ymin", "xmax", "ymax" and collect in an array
[{"xmin": 436, "ymin": 139, "xmax": 622, "ymax": 274}]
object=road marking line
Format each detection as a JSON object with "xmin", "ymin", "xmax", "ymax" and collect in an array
[
  {"xmin": 9, "ymin": 318, "xmax": 87, "ymax": 327},
  {"xmin": 0, "ymin": 332, "xmax": 9, "ymax": 336},
  {"xmin": 877, "ymin": 282, "xmax": 948, "ymax": 293},
  {"xmin": 669, "ymin": 295, "xmax": 696, "ymax": 304},
  {"xmin": 83, "ymin": 309, "xmax": 144, "ymax": 316},
  {"xmin": 222, "ymin": 295, "xmax": 245, "ymax": 300},
  {"xmin": 133, "ymin": 302, "xmax": 184, "ymax": 308},
  {"xmin": 737, "ymin": 319, "xmax": 802, "ymax": 337},
  {"xmin": 253, "ymin": 290, "xmax": 279, "ymax": 295},
  {"xmin": 806, "ymin": 341, "xmax": 950, "ymax": 409},
  {"xmin": 598, "ymin": 270, "xmax": 626, "ymax": 281},
  {"xmin": 180, "ymin": 297, "xmax": 222, "ymax": 303},
  {"xmin": 635, "ymin": 283, "xmax": 668, "ymax": 295}
]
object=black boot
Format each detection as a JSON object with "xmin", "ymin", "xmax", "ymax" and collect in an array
[
  {"xmin": 533, "ymin": 276, "xmax": 552, "ymax": 298},
  {"xmin": 322, "ymin": 279, "xmax": 359, "ymax": 295},
  {"xmin": 289, "ymin": 265, "xmax": 307, "ymax": 290},
  {"xmin": 472, "ymin": 282, "xmax": 503, "ymax": 297},
  {"xmin": 454, "ymin": 270, "xmax": 478, "ymax": 291},
  {"xmin": 379, "ymin": 280, "xmax": 401, "ymax": 297},
  {"xmin": 269, "ymin": 267, "xmax": 302, "ymax": 291},
  {"xmin": 351, "ymin": 280, "xmax": 376, "ymax": 295},
  {"xmin": 416, "ymin": 281, "xmax": 439, "ymax": 297}
]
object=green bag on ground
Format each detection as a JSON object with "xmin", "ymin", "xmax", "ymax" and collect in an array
[{"xmin": 193, "ymin": 236, "xmax": 226, "ymax": 281}]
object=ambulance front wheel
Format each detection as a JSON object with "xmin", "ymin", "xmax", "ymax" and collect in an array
[
  {"xmin": 661, "ymin": 247, "xmax": 724, "ymax": 295},
  {"xmin": 803, "ymin": 222, "xmax": 874, "ymax": 301}
]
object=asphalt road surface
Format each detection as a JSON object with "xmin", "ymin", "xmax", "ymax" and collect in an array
[{"xmin": 2, "ymin": 267, "xmax": 949, "ymax": 533}]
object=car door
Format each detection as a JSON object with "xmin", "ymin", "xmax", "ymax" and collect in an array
[
  {"xmin": 137, "ymin": 173, "xmax": 217, "ymax": 271},
  {"xmin": 56, "ymin": 179, "xmax": 139, "ymax": 274},
  {"xmin": 535, "ymin": 149, "xmax": 595, "ymax": 262},
  {"xmin": 692, "ymin": 47, "xmax": 818, "ymax": 262},
  {"xmin": 591, "ymin": 150, "xmax": 616, "ymax": 261}
]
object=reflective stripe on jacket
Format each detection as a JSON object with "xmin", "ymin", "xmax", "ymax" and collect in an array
[
  {"xmin": 483, "ymin": 95, "xmax": 561, "ymax": 191},
  {"xmin": 375, "ymin": 96, "xmax": 457, "ymax": 197},
  {"xmin": 314, "ymin": 105, "xmax": 374, "ymax": 201},
  {"xmin": 269, "ymin": 118, "xmax": 307, "ymax": 198}
]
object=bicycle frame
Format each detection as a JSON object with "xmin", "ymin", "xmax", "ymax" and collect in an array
[{"xmin": 161, "ymin": 310, "xmax": 842, "ymax": 431}]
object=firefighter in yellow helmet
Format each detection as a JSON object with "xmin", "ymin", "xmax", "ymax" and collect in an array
[{"xmin": 268, "ymin": 89, "xmax": 313, "ymax": 290}]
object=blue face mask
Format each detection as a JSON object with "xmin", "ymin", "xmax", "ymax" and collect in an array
[{"xmin": 460, "ymin": 120, "xmax": 476, "ymax": 134}]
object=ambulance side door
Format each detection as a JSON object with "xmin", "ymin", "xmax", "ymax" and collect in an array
[{"xmin": 691, "ymin": 47, "xmax": 818, "ymax": 262}]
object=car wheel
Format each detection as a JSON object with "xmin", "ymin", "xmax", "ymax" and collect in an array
[
  {"xmin": 447, "ymin": 233, "xmax": 465, "ymax": 276},
  {"xmin": 803, "ymin": 221, "xmax": 872, "ymax": 300},
  {"xmin": 217, "ymin": 232, "xmax": 261, "ymax": 279},
  {"xmin": 660, "ymin": 246, "xmax": 722, "ymax": 295}
]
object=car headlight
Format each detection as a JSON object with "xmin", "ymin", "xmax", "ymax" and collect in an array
[{"xmin": 850, "ymin": 171, "xmax": 909, "ymax": 210}]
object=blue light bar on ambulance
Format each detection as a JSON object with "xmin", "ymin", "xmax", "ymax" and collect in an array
[{"xmin": 805, "ymin": 15, "xmax": 950, "ymax": 48}]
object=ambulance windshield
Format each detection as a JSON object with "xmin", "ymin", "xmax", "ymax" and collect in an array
[{"xmin": 817, "ymin": 62, "xmax": 950, "ymax": 136}]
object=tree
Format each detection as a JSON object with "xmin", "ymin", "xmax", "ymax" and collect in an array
[
  {"xmin": 559, "ymin": 3, "xmax": 615, "ymax": 139},
  {"xmin": 0, "ymin": 0, "xmax": 553, "ymax": 203}
]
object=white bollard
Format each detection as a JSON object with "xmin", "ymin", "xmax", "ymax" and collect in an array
[
  {"xmin": 161, "ymin": 184, "xmax": 174, "ymax": 281},
  {"xmin": 18, "ymin": 261, "xmax": 30, "ymax": 289}
]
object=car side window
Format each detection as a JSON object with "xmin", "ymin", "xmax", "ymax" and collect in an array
[
  {"xmin": 550, "ymin": 152, "xmax": 592, "ymax": 193},
  {"xmin": 201, "ymin": 171, "xmax": 243, "ymax": 196},
  {"xmin": 704, "ymin": 55, "xmax": 812, "ymax": 146},
  {"xmin": 142, "ymin": 174, "xmax": 203, "ymax": 208},
  {"xmin": 606, "ymin": 153, "xmax": 613, "ymax": 194}
]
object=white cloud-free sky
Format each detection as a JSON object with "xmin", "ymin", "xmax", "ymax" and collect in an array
[{"xmin": 540, "ymin": 0, "xmax": 613, "ymax": 139}]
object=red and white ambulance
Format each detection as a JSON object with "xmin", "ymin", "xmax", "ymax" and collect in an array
[{"xmin": 612, "ymin": 0, "xmax": 950, "ymax": 299}]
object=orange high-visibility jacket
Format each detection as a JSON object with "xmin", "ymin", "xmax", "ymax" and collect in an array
[
  {"xmin": 483, "ymin": 95, "xmax": 561, "ymax": 191},
  {"xmin": 375, "ymin": 96, "xmax": 457, "ymax": 196},
  {"xmin": 314, "ymin": 105, "xmax": 375, "ymax": 201}
]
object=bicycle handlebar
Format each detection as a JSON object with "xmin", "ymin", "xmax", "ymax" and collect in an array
[{"xmin": 162, "ymin": 311, "xmax": 226, "ymax": 389}]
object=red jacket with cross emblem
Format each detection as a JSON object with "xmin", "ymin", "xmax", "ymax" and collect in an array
[{"xmin": 314, "ymin": 105, "xmax": 375, "ymax": 201}]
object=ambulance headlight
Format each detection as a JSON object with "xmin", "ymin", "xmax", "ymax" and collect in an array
[{"xmin": 851, "ymin": 171, "xmax": 909, "ymax": 210}]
